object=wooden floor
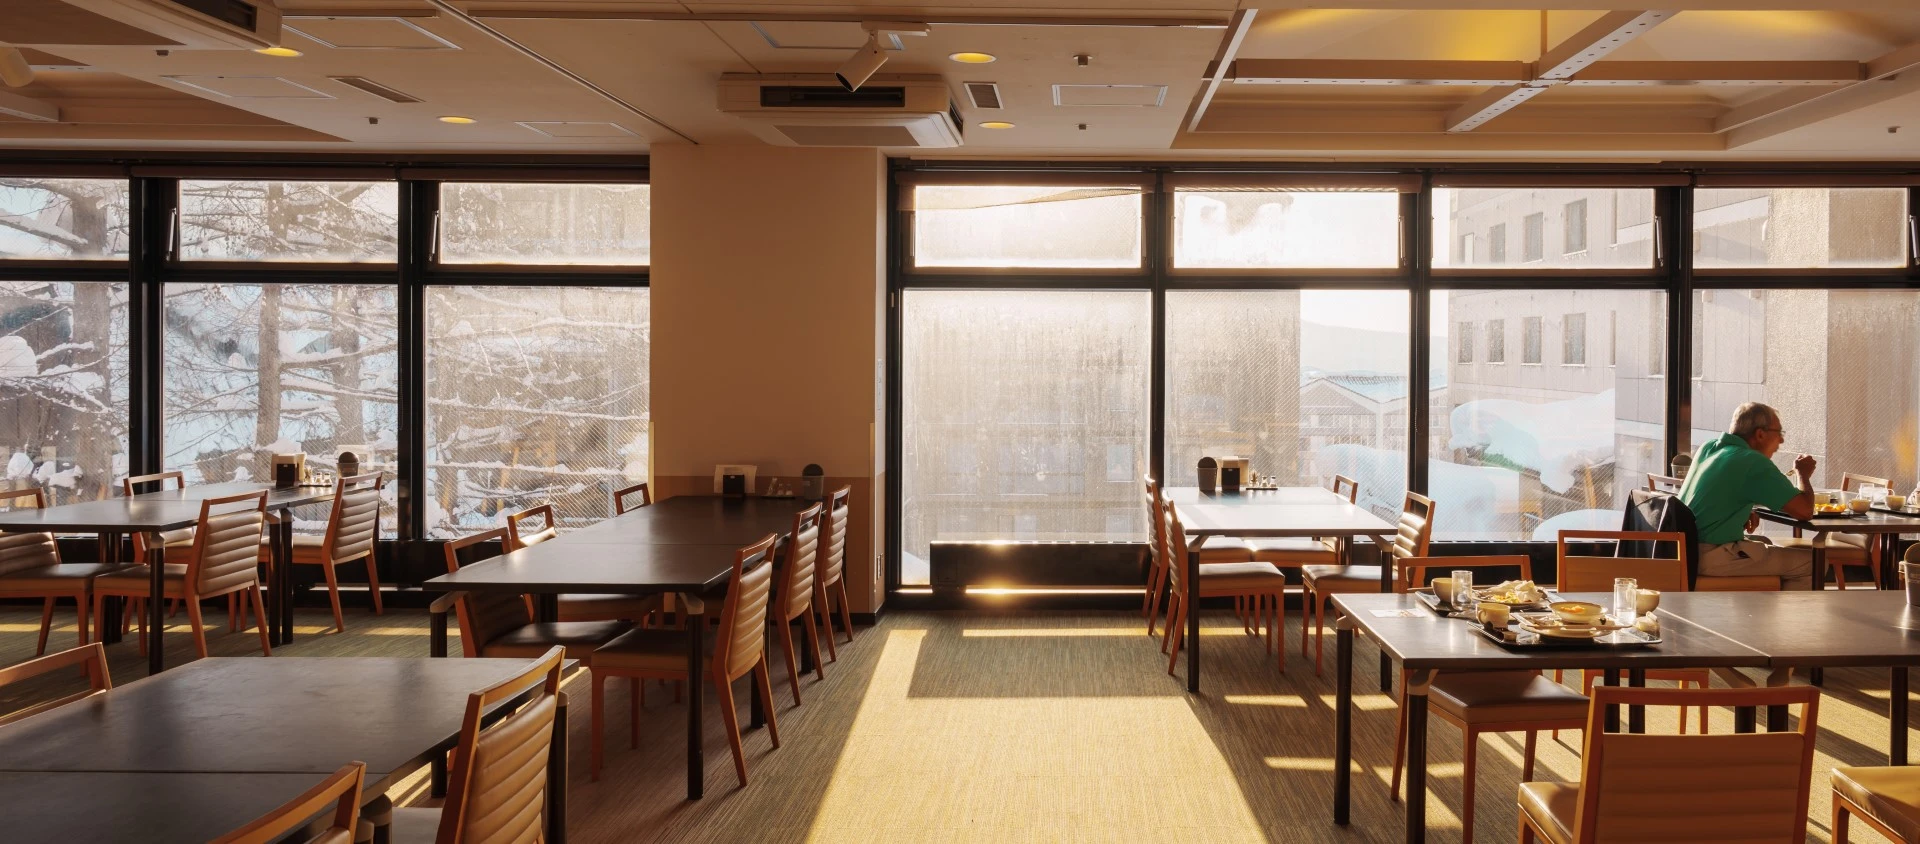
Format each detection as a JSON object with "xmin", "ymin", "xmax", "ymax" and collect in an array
[{"xmin": 0, "ymin": 601, "xmax": 1905, "ymax": 843}]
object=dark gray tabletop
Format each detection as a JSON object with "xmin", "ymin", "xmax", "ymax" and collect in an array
[
  {"xmin": 0, "ymin": 482, "xmax": 334, "ymax": 533},
  {"xmin": 1333, "ymin": 592, "xmax": 1772, "ymax": 671},
  {"xmin": 1655, "ymin": 591, "xmax": 1920, "ymax": 667},
  {"xmin": 1162, "ymin": 486, "xmax": 1348, "ymax": 507},
  {"xmin": 1167, "ymin": 487, "xmax": 1396, "ymax": 539},
  {"xmin": 425, "ymin": 541, "xmax": 744, "ymax": 594},
  {"xmin": 0, "ymin": 657, "xmax": 531, "ymax": 793},
  {"xmin": 5, "ymin": 772, "xmax": 340, "ymax": 844},
  {"xmin": 561, "ymin": 495, "xmax": 805, "ymax": 546},
  {"xmin": 1755, "ymin": 508, "xmax": 1920, "ymax": 535}
]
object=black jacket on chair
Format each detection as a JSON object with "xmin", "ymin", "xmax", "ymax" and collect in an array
[{"xmin": 1620, "ymin": 488, "xmax": 1702, "ymax": 589}]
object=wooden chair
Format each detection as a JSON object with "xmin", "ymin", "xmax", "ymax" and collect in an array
[
  {"xmin": 0, "ymin": 642, "xmax": 111, "ymax": 728},
  {"xmin": 1236, "ymin": 474, "xmax": 1361, "ymax": 568},
  {"xmin": 390, "ymin": 647, "xmax": 566, "ymax": 843},
  {"xmin": 441, "ymin": 528, "xmax": 631, "ymax": 659},
  {"xmin": 1161, "ymin": 502, "xmax": 1289, "ymax": 675},
  {"xmin": 1301, "ymin": 491, "xmax": 1434, "ymax": 674},
  {"xmin": 213, "ymin": 761, "xmax": 364, "ymax": 844},
  {"xmin": 773, "ymin": 502, "xmax": 827, "ymax": 707},
  {"xmin": 1834, "ymin": 764, "xmax": 1920, "ymax": 843},
  {"xmin": 589, "ymin": 534, "xmax": 782, "ymax": 785},
  {"xmin": 1383, "ymin": 554, "xmax": 1588, "ymax": 843},
  {"xmin": 1141, "ymin": 476, "xmax": 1263, "ymax": 639},
  {"xmin": 260, "ymin": 472, "xmax": 385, "ymax": 633},
  {"xmin": 0, "ymin": 488, "xmax": 134, "ymax": 655},
  {"xmin": 1646, "ymin": 473, "xmax": 1682, "ymax": 493},
  {"xmin": 506, "ymin": 503, "xmax": 660, "ymax": 623},
  {"xmin": 91, "ymin": 489, "xmax": 272, "ymax": 659},
  {"xmin": 1555, "ymin": 529, "xmax": 1711, "ymax": 734},
  {"xmin": 1520, "ymin": 685, "xmax": 1821, "ymax": 843},
  {"xmin": 613, "ymin": 482, "xmax": 652, "ymax": 514},
  {"xmin": 816, "ymin": 485, "xmax": 856, "ymax": 659},
  {"xmin": 123, "ymin": 471, "xmax": 195, "ymax": 564}
]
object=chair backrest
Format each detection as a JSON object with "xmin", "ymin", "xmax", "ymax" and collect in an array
[
  {"xmin": 613, "ymin": 482, "xmax": 652, "ymax": 515},
  {"xmin": 1620, "ymin": 489, "xmax": 1702, "ymax": 588},
  {"xmin": 819, "ymin": 486, "xmax": 851, "ymax": 584},
  {"xmin": 504, "ymin": 504, "xmax": 558, "ymax": 551},
  {"xmin": 1394, "ymin": 555, "xmax": 1532, "ymax": 594},
  {"xmin": 0, "ymin": 487, "xmax": 59, "ymax": 578},
  {"xmin": 1142, "ymin": 475, "xmax": 1163, "ymax": 563},
  {"xmin": 121, "ymin": 470, "xmax": 184, "ymax": 497},
  {"xmin": 214, "ymin": 761, "xmax": 365, "ymax": 844},
  {"xmin": 716, "ymin": 534, "xmax": 779, "ymax": 683},
  {"xmin": 1646, "ymin": 473, "xmax": 1682, "ymax": 493},
  {"xmin": 0, "ymin": 642, "xmax": 112, "ymax": 728},
  {"xmin": 1557, "ymin": 530, "xmax": 1690, "ymax": 593},
  {"xmin": 322, "ymin": 472, "xmax": 383, "ymax": 565},
  {"xmin": 780, "ymin": 503, "xmax": 824, "ymax": 621},
  {"xmin": 1162, "ymin": 503, "xmax": 1189, "ymax": 595},
  {"xmin": 1332, "ymin": 474, "xmax": 1359, "ymax": 503},
  {"xmin": 438, "ymin": 647, "xmax": 565, "ymax": 844},
  {"xmin": 443, "ymin": 528, "xmax": 531, "ymax": 659},
  {"xmin": 190, "ymin": 490, "xmax": 268, "ymax": 597},
  {"xmin": 1569, "ymin": 684, "xmax": 1820, "ymax": 843},
  {"xmin": 1842, "ymin": 472, "xmax": 1891, "ymax": 493},
  {"xmin": 1390, "ymin": 492, "xmax": 1436, "ymax": 565}
]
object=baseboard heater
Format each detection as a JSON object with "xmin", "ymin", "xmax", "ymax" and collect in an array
[{"xmin": 928, "ymin": 541, "xmax": 1147, "ymax": 599}]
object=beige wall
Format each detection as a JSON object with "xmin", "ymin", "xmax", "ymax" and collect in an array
[{"xmin": 650, "ymin": 144, "xmax": 888, "ymax": 612}]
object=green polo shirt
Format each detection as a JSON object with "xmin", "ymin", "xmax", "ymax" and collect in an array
[{"xmin": 1679, "ymin": 433, "xmax": 1805, "ymax": 545}]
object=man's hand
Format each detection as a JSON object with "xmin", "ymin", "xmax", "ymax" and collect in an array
[
  {"xmin": 1746, "ymin": 511, "xmax": 1761, "ymax": 533},
  {"xmin": 1794, "ymin": 453, "xmax": 1817, "ymax": 484}
]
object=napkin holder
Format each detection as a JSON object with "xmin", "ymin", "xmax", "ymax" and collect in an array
[
  {"xmin": 714, "ymin": 464, "xmax": 757, "ymax": 498},
  {"xmin": 1218, "ymin": 456, "xmax": 1248, "ymax": 494},
  {"xmin": 1197, "ymin": 456, "xmax": 1217, "ymax": 494},
  {"xmin": 272, "ymin": 453, "xmax": 305, "ymax": 489}
]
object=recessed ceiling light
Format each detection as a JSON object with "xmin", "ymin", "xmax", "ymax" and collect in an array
[
  {"xmin": 254, "ymin": 46, "xmax": 302, "ymax": 58},
  {"xmin": 438, "ymin": 115, "xmax": 476, "ymax": 124},
  {"xmin": 979, "ymin": 121, "xmax": 1015, "ymax": 129},
  {"xmin": 949, "ymin": 52, "xmax": 996, "ymax": 64}
]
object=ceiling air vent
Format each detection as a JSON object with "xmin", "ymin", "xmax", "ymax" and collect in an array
[
  {"xmin": 719, "ymin": 74, "xmax": 962, "ymax": 148},
  {"xmin": 329, "ymin": 76, "xmax": 420, "ymax": 103},
  {"xmin": 964, "ymin": 82, "xmax": 1002, "ymax": 110}
]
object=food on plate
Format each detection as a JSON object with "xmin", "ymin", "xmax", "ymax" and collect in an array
[
  {"xmin": 1476, "ymin": 579, "xmax": 1545, "ymax": 605},
  {"xmin": 1549, "ymin": 601, "xmax": 1605, "ymax": 623}
]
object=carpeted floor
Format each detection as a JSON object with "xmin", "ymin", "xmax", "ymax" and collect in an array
[{"xmin": 0, "ymin": 601, "xmax": 1904, "ymax": 842}]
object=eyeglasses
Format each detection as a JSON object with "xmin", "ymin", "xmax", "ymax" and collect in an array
[{"xmin": 1760, "ymin": 427, "xmax": 1785, "ymax": 436}]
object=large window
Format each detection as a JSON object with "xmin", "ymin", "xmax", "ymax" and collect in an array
[
  {"xmin": 1435, "ymin": 188, "xmax": 1654, "ymax": 270},
  {"xmin": 1432, "ymin": 289, "xmax": 1666, "ymax": 540},
  {"xmin": 1172, "ymin": 189, "xmax": 1399, "ymax": 268},
  {"xmin": 1694, "ymin": 187, "xmax": 1909, "ymax": 269},
  {"xmin": 900, "ymin": 290, "xmax": 1150, "ymax": 585},
  {"xmin": 425, "ymin": 286, "xmax": 649, "ymax": 537},
  {"xmin": 439, "ymin": 183, "xmax": 650, "ymax": 265},
  {"xmin": 0, "ymin": 281, "xmax": 127, "ymax": 503},
  {"xmin": 1167, "ymin": 290, "xmax": 1410, "ymax": 522},
  {"xmin": 180, "ymin": 180, "xmax": 398, "ymax": 262},
  {"xmin": 911, "ymin": 185, "xmax": 1142, "ymax": 269},
  {"xmin": 0, "ymin": 179, "xmax": 130, "ymax": 259}
]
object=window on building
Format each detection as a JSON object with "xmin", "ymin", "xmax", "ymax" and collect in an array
[
  {"xmin": 1523, "ymin": 212, "xmax": 1545, "ymax": 262},
  {"xmin": 1648, "ymin": 297, "xmax": 1666, "ymax": 376},
  {"xmin": 1694, "ymin": 187, "xmax": 1908, "ymax": 269},
  {"xmin": 0, "ymin": 179, "xmax": 130, "ymax": 259},
  {"xmin": 912, "ymin": 185, "xmax": 1143, "ymax": 269},
  {"xmin": 1, "ymin": 281, "xmax": 128, "ymax": 504},
  {"xmin": 900, "ymin": 290, "xmax": 1150, "ymax": 585},
  {"xmin": 179, "ymin": 180, "xmax": 398, "ymax": 262},
  {"xmin": 439, "ymin": 183, "xmax": 651, "ymax": 265},
  {"xmin": 1172, "ymin": 189, "xmax": 1399, "ymax": 268},
  {"xmin": 1608, "ymin": 310, "xmax": 1617, "ymax": 367},
  {"xmin": 1488, "ymin": 224, "xmax": 1507, "ymax": 264},
  {"xmin": 1523, "ymin": 316, "xmax": 1543, "ymax": 364},
  {"xmin": 1457, "ymin": 321, "xmax": 1474, "ymax": 363},
  {"xmin": 1564, "ymin": 313, "xmax": 1587, "ymax": 365},
  {"xmin": 1430, "ymin": 289, "xmax": 1667, "ymax": 541},
  {"xmin": 1565, "ymin": 199, "xmax": 1588, "ymax": 254},
  {"xmin": 1487, "ymin": 319, "xmax": 1506, "ymax": 363},
  {"xmin": 1460, "ymin": 232, "xmax": 1476, "ymax": 264}
]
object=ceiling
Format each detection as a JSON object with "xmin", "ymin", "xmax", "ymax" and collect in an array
[{"xmin": 1, "ymin": 0, "xmax": 1919, "ymax": 161}]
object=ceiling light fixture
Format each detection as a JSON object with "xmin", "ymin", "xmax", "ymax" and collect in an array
[
  {"xmin": 0, "ymin": 44, "xmax": 31, "ymax": 87},
  {"xmin": 438, "ymin": 115, "xmax": 476, "ymax": 124},
  {"xmin": 980, "ymin": 121, "xmax": 1015, "ymax": 129},
  {"xmin": 949, "ymin": 52, "xmax": 996, "ymax": 64},
  {"xmin": 254, "ymin": 46, "xmax": 303, "ymax": 58},
  {"xmin": 837, "ymin": 21, "xmax": 930, "ymax": 92}
]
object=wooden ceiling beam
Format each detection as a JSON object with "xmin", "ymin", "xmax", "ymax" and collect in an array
[
  {"xmin": 1184, "ymin": 9, "xmax": 1256, "ymax": 134},
  {"xmin": 1718, "ymin": 39, "xmax": 1920, "ymax": 143},
  {"xmin": 1228, "ymin": 58, "xmax": 1862, "ymax": 87},
  {"xmin": 0, "ymin": 90, "xmax": 59, "ymax": 122},
  {"xmin": 1445, "ymin": 9, "xmax": 1673, "ymax": 133}
]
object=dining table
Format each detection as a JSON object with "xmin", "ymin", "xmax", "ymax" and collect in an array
[
  {"xmin": 0, "ymin": 481, "xmax": 336, "ymax": 674},
  {"xmin": 1162, "ymin": 486, "xmax": 1398, "ymax": 694},
  {"xmin": 421, "ymin": 494, "xmax": 813, "ymax": 800},
  {"xmin": 1752, "ymin": 507, "xmax": 1920, "ymax": 590},
  {"xmin": 0, "ymin": 656, "xmax": 562, "ymax": 843}
]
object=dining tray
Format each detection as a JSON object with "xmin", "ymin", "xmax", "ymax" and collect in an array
[
  {"xmin": 1474, "ymin": 622, "xmax": 1661, "ymax": 649},
  {"xmin": 1413, "ymin": 588, "xmax": 1552, "ymax": 618}
]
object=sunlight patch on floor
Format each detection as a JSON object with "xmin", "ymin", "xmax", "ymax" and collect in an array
[{"xmin": 804, "ymin": 628, "xmax": 1269, "ymax": 841}]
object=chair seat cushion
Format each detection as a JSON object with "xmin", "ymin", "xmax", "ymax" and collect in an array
[
  {"xmin": 1833, "ymin": 766, "xmax": 1920, "ymax": 844},
  {"xmin": 1773, "ymin": 536, "xmax": 1869, "ymax": 561},
  {"xmin": 387, "ymin": 807, "xmax": 441, "ymax": 844},
  {"xmin": 478, "ymin": 621, "xmax": 631, "ymax": 661},
  {"xmin": 592, "ymin": 627, "xmax": 714, "ymax": 674},
  {"xmin": 1195, "ymin": 561, "xmax": 1288, "ymax": 591},
  {"xmin": 1303, "ymin": 565, "xmax": 1384, "ymax": 592},
  {"xmin": 93, "ymin": 564, "xmax": 190, "ymax": 594},
  {"xmin": 1517, "ymin": 781, "xmax": 1578, "ymax": 844},
  {"xmin": 1695, "ymin": 574, "xmax": 1781, "ymax": 592},
  {"xmin": 557, "ymin": 593, "xmax": 666, "ymax": 622},
  {"xmin": 1186, "ymin": 535, "xmax": 1256, "ymax": 563},
  {"xmin": 1430, "ymin": 671, "xmax": 1589, "ymax": 725},
  {"xmin": 0, "ymin": 562, "xmax": 139, "ymax": 593}
]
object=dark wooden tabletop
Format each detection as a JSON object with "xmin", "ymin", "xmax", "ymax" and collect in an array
[
  {"xmin": 1754, "ymin": 508, "xmax": 1920, "ymax": 534},
  {"xmin": 1655, "ymin": 591, "xmax": 1920, "ymax": 667},
  {"xmin": 1165, "ymin": 487, "xmax": 1397, "ymax": 539},
  {"xmin": 425, "ymin": 541, "xmax": 745, "ymax": 594},
  {"xmin": 4, "ymin": 771, "xmax": 341, "ymax": 844},
  {"xmin": 0, "ymin": 657, "xmax": 532, "ymax": 794},
  {"xmin": 0, "ymin": 482, "xmax": 334, "ymax": 533},
  {"xmin": 1333, "ymin": 592, "xmax": 1772, "ymax": 671},
  {"xmin": 1162, "ymin": 486, "xmax": 1348, "ymax": 507},
  {"xmin": 561, "ymin": 495, "xmax": 805, "ymax": 546}
]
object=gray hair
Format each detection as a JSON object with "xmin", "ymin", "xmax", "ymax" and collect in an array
[{"xmin": 1729, "ymin": 402, "xmax": 1779, "ymax": 438}]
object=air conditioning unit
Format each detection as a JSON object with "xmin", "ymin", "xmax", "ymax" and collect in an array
[
  {"xmin": 55, "ymin": 0, "xmax": 282, "ymax": 50},
  {"xmin": 718, "ymin": 74, "xmax": 963, "ymax": 149}
]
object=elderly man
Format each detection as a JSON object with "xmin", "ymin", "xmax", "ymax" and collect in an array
[{"xmin": 1678, "ymin": 402, "xmax": 1816, "ymax": 591}]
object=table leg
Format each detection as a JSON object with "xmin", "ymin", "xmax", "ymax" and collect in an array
[
  {"xmin": 1186, "ymin": 548, "xmax": 1201, "ymax": 694},
  {"xmin": 535, "ymin": 594, "xmax": 559, "ymax": 624},
  {"xmin": 1885, "ymin": 534, "xmax": 1901, "ymax": 591},
  {"xmin": 1894, "ymin": 666, "xmax": 1909, "ymax": 766},
  {"xmin": 687, "ymin": 602, "xmax": 706, "ymax": 800},
  {"xmin": 1375, "ymin": 534, "xmax": 1393, "ymax": 694},
  {"xmin": 1813, "ymin": 533, "xmax": 1828, "ymax": 592},
  {"xmin": 99, "ymin": 532, "xmax": 122, "ymax": 645},
  {"xmin": 548, "ymin": 693, "xmax": 569, "ymax": 843},
  {"xmin": 1404, "ymin": 688, "xmax": 1429, "ymax": 844},
  {"xmin": 1627, "ymin": 669, "xmax": 1646, "ymax": 734},
  {"xmin": 1602, "ymin": 669, "xmax": 1620, "ymax": 733},
  {"xmin": 274, "ymin": 507, "xmax": 294, "ymax": 646},
  {"xmin": 147, "ymin": 543, "xmax": 165, "ymax": 675},
  {"xmin": 1333, "ymin": 622, "xmax": 1353, "ymax": 826}
]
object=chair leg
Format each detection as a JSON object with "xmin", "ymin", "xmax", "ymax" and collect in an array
[
  {"xmin": 321, "ymin": 562, "xmax": 346, "ymax": 633},
  {"xmin": 1300, "ymin": 585, "xmax": 1314, "ymax": 658},
  {"xmin": 815, "ymin": 582, "xmax": 840, "ymax": 663},
  {"xmin": 1143, "ymin": 554, "xmax": 1164, "ymax": 621},
  {"xmin": 714, "ymin": 676, "xmax": 748, "ymax": 788},
  {"xmin": 1313, "ymin": 595, "xmax": 1329, "ymax": 676},
  {"xmin": 591, "ymin": 671, "xmax": 605, "ymax": 782},
  {"xmin": 756, "ymin": 660, "xmax": 781, "ymax": 749},
  {"xmin": 1461, "ymin": 728, "xmax": 1478, "ymax": 844},
  {"xmin": 135, "ymin": 596, "xmax": 149, "ymax": 658},
  {"xmin": 1520, "ymin": 815, "xmax": 1537, "ymax": 844},
  {"xmin": 1165, "ymin": 595, "xmax": 1185, "ymax": 677},
  {"xmin": 186, "ymin": 596, "xmax": 209, "ymax": 660},
  {"xmin": 1834, "ymin": 796, "xmax": 1850, "ymax": 844},
  {"xmin": 35, "ymin": 597, "xmax": 54, "ymax": 656},
  {"xmin": 631, "ymin": 678, "xmax": 642, "ymax": 749},
  {"xmin": 227, "ymin": 593, "xmax": 239, "ymax": 633},
  {"xmin": 249, "ymin": 587, "xmax": 271, "ymax": 656},
  {"xmin": 364, "ymin": 556, "xmax": 385, "ymax": 615},
  {"xmin": 802, "ymin": 608, "xmax": 826, "ymax": 682},
  {"xmin": 777, "ymin": 617, "xmax": 803, "ymax": 708},
  {"xmin": 76, "ymin": 592, "xmax": 90, "ymax": 647},
  {"xmin": 834, "ymin": 580, "xmax": 855, "ymax": 644}
]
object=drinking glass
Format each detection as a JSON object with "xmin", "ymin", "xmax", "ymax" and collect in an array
[
  {"xmin": 1451, "ymin": 570, "xmax": 1474, "ymax": 612},
  {"xmin": 1612, "ymin": 577, "xmax": 1638, "ymax": 624}
]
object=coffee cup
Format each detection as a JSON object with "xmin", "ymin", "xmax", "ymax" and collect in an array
[
  {"xmin": 1430, "ymin": 577, "xmax": 1456, "ymax": 605},
  {"xmin": 1851, "ymin": 497, "xmax": 1873, "ymax": 513},
  {"xmin": 1890, "ymin": 494, "xmax": 1909, "ymax": 510},
  {"xmin": 1635, "ymin": 588, "xmax": 1661, "ymax": 614},
  {"xmin": 1478, "ymin": 601, "xmax": 1511, "ymax": 628}
]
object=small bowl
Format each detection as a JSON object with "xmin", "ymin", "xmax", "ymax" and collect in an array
[
  {"xmin": 1429, "ymin": 577, "xmax": 1456, "ymax": 604},
  {"xmin": 1550, "ymin": 601, "xmax": 1606, "ymax": 624},
  {"xmin": 1635, "ymin": 588, "xmax": 1661, "ymax": 615},
  {"xmin": 1850, "ymin": 498, "xmax": 1873, "ymax": 513}
]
